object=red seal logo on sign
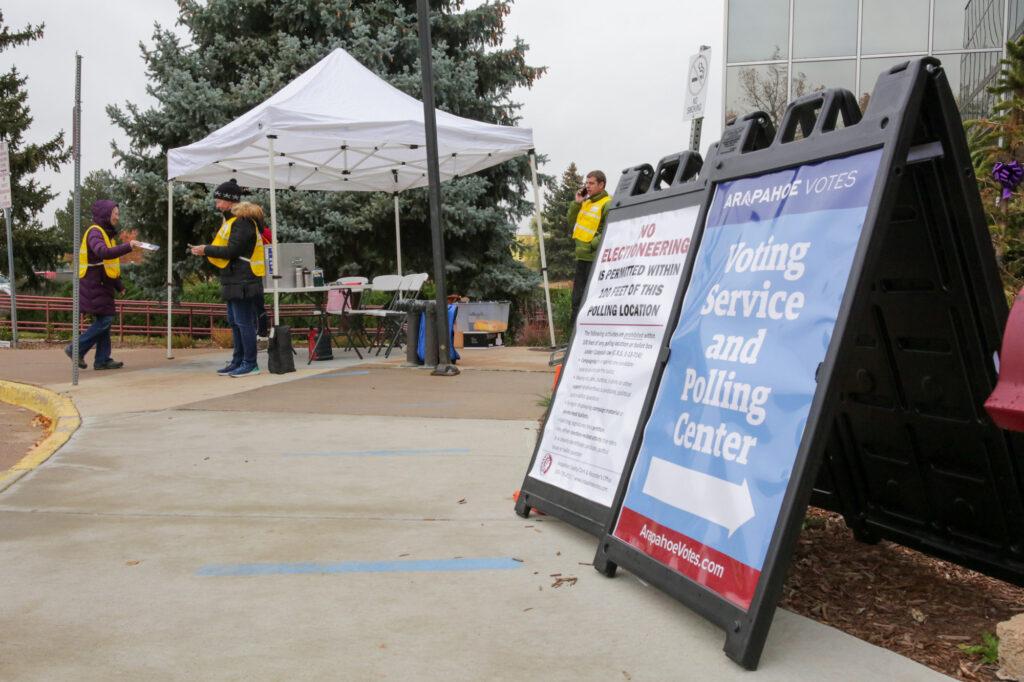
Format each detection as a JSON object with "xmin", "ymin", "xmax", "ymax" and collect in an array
[{"xmin": 541, "ymin": 453, "xmax": 553, "ymax": 474}]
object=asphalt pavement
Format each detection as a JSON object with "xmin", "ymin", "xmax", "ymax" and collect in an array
[{"xmin": 0, "ymin": 344, "xmax": 951, "ymax": 680}]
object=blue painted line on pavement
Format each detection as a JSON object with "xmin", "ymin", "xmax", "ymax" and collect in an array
[
  {"xmin": 283, "ymin": 447, "xmax": 471, "ymax": 457},
  {"xmin": 306, "ymin": 370, "xmax": 371, "ymax": 379},
  {"xmin": 197, "ymin": 557, "xmax": 523, "ymax": 577}
]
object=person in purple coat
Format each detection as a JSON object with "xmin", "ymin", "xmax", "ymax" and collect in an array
[{"xmin": 64, "ymin": 200, "xmax": 140, "ymax": 370}]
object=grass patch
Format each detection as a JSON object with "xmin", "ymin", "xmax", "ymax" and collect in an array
[{"xmin": 959, "ymin": 632, "xmax": 999, "ymax": 665}]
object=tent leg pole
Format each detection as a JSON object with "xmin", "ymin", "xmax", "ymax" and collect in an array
[
  {"xmin": 267, "ymin": 135, "xmax": 280, "ymax": 326},
  {"xmin": 166, "ymin": 180, "xmax": 174, "ymax": 359},
  {"xmin": 394, "ymin": 193, "xmax": 402, "ymax": 275},
  {"xmin": 529, "ymin": 153, "xmax": 556, "ymax": 348}
]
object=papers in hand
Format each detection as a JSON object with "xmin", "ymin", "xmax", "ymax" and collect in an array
[{"xmin": 137, "ymin": 242, "xmax": 160, "ymax": 251}]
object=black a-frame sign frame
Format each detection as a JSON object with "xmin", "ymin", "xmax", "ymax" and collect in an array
[
  {"xmin": 593, "ymin": 57, "xmax": 1013, "ymax": 669},
  {"xmin": 515, "ymin": 152, "xmax": 706, "ymax": 536}
]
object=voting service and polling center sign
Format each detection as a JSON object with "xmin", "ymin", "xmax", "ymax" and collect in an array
[
  {"xmin": 518, "ymin": 57, "xmax": 1024, "ymax": 669},
  {"xmin": 611, "ymin": 147, "xmax": 882, "ymax": 611}
]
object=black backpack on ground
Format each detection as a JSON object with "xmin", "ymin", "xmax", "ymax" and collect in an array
[{"xmin": 267, "ymin": 325, "xmax": 296, "ymax": 374}]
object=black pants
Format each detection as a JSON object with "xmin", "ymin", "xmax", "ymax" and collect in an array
[{"xmin": 570, "ymin": 259, "xmax": 592, "ymax": 328}]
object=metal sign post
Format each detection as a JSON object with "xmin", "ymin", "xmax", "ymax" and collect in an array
[
  {"xmin": 684, "ymin": 45, "xmax": 711, "ymax": 152},
  {"xmin": 71, "ymin": 54, "xmax": 82, "ymax": 385},
  {"xmin": 416, "ymin": 0, "xmax": 458, "ymax": 377},
  {"xmin": 0, "ymin": 139, "xmax": 16, "ymax": 348}
]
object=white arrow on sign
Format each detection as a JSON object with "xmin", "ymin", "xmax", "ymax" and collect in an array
[{"xmin": 642, "ymin": 456, "xmax": 755, "ymax": 537}]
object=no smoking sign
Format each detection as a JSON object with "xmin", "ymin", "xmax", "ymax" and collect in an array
[{"xmin": 684, "ymin": 47, "xmax": 711, "ymax": 121}]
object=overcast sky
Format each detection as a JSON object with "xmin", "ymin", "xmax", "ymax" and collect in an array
[{"xmin": 4, "ymin": 0, "xmax": 724, "ymax": 228}]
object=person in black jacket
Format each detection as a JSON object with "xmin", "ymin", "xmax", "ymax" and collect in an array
[{"xmin": 189, "ymin": 179, "xmax": 266, "ymax": 377}]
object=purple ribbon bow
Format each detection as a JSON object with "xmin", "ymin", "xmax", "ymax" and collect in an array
[{"xmin": 993, "ymin": 160, "xmax": 1024, "ymax": 202}]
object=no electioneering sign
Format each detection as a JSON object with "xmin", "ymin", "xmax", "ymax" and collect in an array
[
  {"xmin": 529, "ymin": 205, "xmax": 700, "ymax": 508},
  {"xmin": 612, "ymin": 149, "xmax": 882, "ymax": 609}
]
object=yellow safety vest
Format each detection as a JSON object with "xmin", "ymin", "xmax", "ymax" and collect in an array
[
  {"xmin": 572, "ymin": 194, "xmax": 612, "ymax": 243},
  {"xmin": 206, "ymin": 216, "xmax": 266, "ymax": 276},
  {"xmin": 78, "ymin": 225, "xmax": 120, "ymax": 279}
]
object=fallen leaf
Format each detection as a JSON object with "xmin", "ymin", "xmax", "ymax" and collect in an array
[
  {"xmin": 457, "ymin": 498, "xmax": 467, "ymax": 504},
  {"xmin": 30, "ymin": 414, "xmax": 52, "ymax": 430},
  {"xmin": 909, "ymin": 607, "xmax": 927, "ymax": 624},
  {"xmin": 958, "ymin": 660, "xmax": 978, "ymax": 679},
  {"xmin": 125, "ymin": 560, "xmax": 141, "ymax": 566},
  {"xmin": 551, "ymin": 576, "xmax": 578, "ymax": 588}
]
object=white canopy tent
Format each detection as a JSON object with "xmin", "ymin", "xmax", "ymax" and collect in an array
[{"xmin": 165, "ymin": 47, "xmax": 555, "ymax": 356}]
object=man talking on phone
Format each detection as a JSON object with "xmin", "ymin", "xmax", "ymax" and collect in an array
[{"xmin": 567, "ymin": 170, "xmax": 611, "ymax": 328}]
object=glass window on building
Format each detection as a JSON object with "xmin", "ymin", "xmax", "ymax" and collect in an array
[
  {"xmin": 792, "ymin": 59, "xmax": 857, "ymax": 96},
  {"xmin": 862, "ymin": 0, "xmax": 930, "ymax": 54},
  {"xmin": 959, "ymin": 51, "xmax": 1003, "ymax": 118},
  {"xmin": 726, "ymin": 63, "xmax": 789, "ymax": 126},
  {"xmin": 792, "ymin": 0, "xmax": 859, "ymax": 58},
  {"xmin": 858, "ymin": 56, "xmax": 917, "ymax": 109},
  {"xmin": 1010, "ymin": 0, "xmax": 1024, "ymax": 40},
  {"xmin": 727, "ymin": 0, "xmax": 790, "ymax": 62},
  {"xmin": 935, "ymin": 0, "xmax": 1004, "ymax": 51}
]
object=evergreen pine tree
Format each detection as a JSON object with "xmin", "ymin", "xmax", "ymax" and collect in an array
[
  {"xmin": 53, "ymin": 170, "xmax": 118, "ymax": 245},
  {"xmin": 0, "ymin": 11, "xmax": 71, "ymax": 287},
  {"xmin": 539, "ymin": 162, "xmax": 582, "ymax": 282},
  {"xmin": 106, "ymin": 0, "xmax": 544, "ymax": 300}
]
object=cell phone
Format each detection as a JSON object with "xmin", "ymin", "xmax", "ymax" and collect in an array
[{"xmin": 579, "ymin": 186, "xmax": 588, "ymax": 197}]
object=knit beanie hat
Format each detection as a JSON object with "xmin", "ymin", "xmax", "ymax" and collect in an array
[{"xmin": 214, "ymin": 178, "xmax": 247, "ymax": 202}]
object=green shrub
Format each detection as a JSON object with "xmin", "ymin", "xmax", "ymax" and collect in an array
[
  {"xmin": 181, "ymin": 280, "xmax": 222, "ymax": 303},
  {"xmin": 551, "ymin": 288, "xmax": 573, "ymax": 344},
  {"xmin": 171, "ymin": 333, "xmax": 196, "ymax": 349},
  {"xmin": 959, "ymin": 632, "xmax": 999, "ymax": 665}
]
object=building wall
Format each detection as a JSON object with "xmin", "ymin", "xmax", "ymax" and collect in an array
[{"xmin": 723, "ymin": 0, "xmax": 1024, "ymax": 126}]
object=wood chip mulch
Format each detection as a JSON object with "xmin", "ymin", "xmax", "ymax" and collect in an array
[{"xmin": 781, "ymin": 508, "xmax": 1023, "ymax": 680}]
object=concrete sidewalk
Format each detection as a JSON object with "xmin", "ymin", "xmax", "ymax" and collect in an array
[{"xmin": 0, "ymin": 345, "xmax": 951, "ymax": 680}]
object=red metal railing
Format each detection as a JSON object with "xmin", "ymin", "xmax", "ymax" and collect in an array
[{"xmin": 0, "ymin": 294, "xmax": 325, "ymax": 341}]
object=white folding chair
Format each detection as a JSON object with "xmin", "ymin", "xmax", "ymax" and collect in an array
[
  {"xmin": 327, "ymin": 276, "xmax": 369, "ymax": 357},
  {"xmin": 345, "ymin": 274, "xmax": 403, "ymax": 353},
  {"xmin": 377, "ymin": 273, "xmax": 432, "ymax": 357},
  {"xmin": 401, "ymin": 272, "xmax": 429, "ymax": 300}
]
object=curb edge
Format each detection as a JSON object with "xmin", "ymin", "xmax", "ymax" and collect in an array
[{"xmin": 0, "ymin": 380, "xmax": 81, "ymax": 493}]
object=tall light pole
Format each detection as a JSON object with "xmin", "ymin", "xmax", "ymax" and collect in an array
[
  {"xmin": 1, "ymin": 137, "xmax": 16, "ymax": 348},
  {"xmin": 71, "ymin": 54, "xmax": 82, "ymax": 385},
  {"xmin": 416, "ymin": 0, "xmax": 459, "ymax": 376}
]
